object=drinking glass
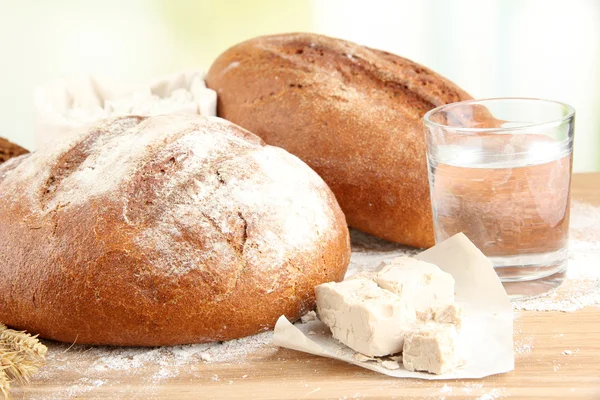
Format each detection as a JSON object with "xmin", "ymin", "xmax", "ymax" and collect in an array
[{"xmin": 423, "ymin": 98, "xmax": 575, "ymax": 298}]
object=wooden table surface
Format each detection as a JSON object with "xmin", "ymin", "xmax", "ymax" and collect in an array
[{"xmin": 13, "ymin": 173, "xmax": 600, "ymax": 400}]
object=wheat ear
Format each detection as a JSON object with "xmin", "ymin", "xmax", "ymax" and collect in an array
[{"xmin": 0, "ymin": 323, "xmax": 47, "ymax": 399}]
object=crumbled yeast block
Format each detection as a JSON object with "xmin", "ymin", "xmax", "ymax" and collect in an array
[
  {"xmin": 389, "ymin": 354, "xmax": 403, "ymax": 363},
  {"xmin": 317, "ymin": 256, "xmax": 463, "ymax": 373},
  {"xmin": 380, "ymin": 360, "xmax": 401, "ymax": 370},
  {"xmin": 346, "ymin": 258, "xmax": 456, "ymax": 317},
  {"xmin": 353, "ymin": 352, "xmax": 403, "ymax": 368},
  {"xmin": 353, "ymin": 353, "xmax": 376, "ymax": 362},
  {"xmin": 375, "ymin": 256, "xmax": 455, "ymax": 310},
  {"xmin": 402, "ymin": 324, "xmax": 460, "ymax": 375},
  {"xmin": 417, "ymin": 303, "xmax": 463, "ymax": 331},
  {"xmin": 315, "ymin": 279, "xmax": 416, "ymax": 357},
  {"xmin": 300, "ymin": 310, "xmax": 317, "ymax": 323},
  {"xmin": 346, "ymin": 270, "xmax": 376, "ymax": 281}
]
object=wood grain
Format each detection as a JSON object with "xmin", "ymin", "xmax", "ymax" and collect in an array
[{"xmin": 12, "ymin": 173, "xmax": 600, "ymax": 400}]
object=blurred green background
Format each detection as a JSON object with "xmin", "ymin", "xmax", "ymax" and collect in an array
[{"xmin": 1, "ymin": 0, "xmax": 598, "ymax": 171}]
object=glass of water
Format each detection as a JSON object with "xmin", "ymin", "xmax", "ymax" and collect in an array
[{"xmin": 423, "ymin": 98, "xmax": 575, "ymax": 298}]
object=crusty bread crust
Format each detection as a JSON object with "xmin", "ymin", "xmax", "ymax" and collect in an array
[
  {"xmin": 0, "ymin": 137, "xmax": 28, "ymax": 164},
  {"xmin": 206, "ymin": 33, "xmax": 472, "ymax": 247},
  {"xmin": 0, "ymin": 115, "xmax": 350, "ymax": 346}
]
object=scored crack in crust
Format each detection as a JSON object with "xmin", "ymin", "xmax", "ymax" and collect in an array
[
  {"xmin": 0, "ymin": 114, "xmax": 351, "ymax": 346},
  {"xmin": 206, "ymin": 33, "xmax": 473, "ymax": 248}
]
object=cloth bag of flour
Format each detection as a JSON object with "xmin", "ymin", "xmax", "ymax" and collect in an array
[{"xmin": 34, "ymin": 71, "xmax": 217, "ymax": 148}]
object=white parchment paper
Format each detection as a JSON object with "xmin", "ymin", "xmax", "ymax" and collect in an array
[{"xmin": 273, "ymin": 233, "xmax": 514, "ymax": 379}]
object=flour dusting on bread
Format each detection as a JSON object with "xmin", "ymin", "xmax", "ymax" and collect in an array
[
  {"xmin": 9, "ymin": 115, "xmax": 337, "ymax": 276},
  {"xmin": 0, "ymin": 114, "xmax": 350, "ymax": 345}
]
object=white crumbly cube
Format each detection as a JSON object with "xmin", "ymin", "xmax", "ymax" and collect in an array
[
  {"xmin": 346, "ymin": 270, "xmax": 376, "ymax": 281},
  {"xmin": 402, "ymin": 324, "xmax": 460, "ymax": 375},
  {"xmin": 433, "ymin": 303, "xmax": 463, "ymax": 330},
  {"xmin": 315, "ymin": 279, "xmax": 416, "ymax": 357},
  {"xmin": 375, "ymin": 257, "xmax": 455, "ymax": 310},
  {"xmin": 417, "ymin": 303, "xmax": 463, "ymax": 331}
]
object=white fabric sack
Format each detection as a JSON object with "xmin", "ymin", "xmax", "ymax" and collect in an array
[{"xmin": 34, "ymin": 70, "xmax": 217, "ymax": 148}]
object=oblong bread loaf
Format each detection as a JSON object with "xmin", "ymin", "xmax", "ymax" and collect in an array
[{"xmin": 207, "ymin": 33, "xmax": 472, "ymax": 247}]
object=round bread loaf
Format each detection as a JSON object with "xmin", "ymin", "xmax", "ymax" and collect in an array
[
  {"xmin": 0, "ymin": 136, "xmax": 29, "ymax": 164},
  {"xmin": 206, "ymin": 33, "xmax": 473, "ymax": 248},
  {"xmin": 0, "ymin": 115, "xmax": 350, "ymax": 346}
]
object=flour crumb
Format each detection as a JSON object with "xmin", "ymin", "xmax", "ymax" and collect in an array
[
  {"xmin": 460, "ymin": 382, "xmax": 484, "ymax": 396},
  {"xmin": 440, "ymin": 384, "xmax": 452, "ymax": 394},
  {"xmin": 553, "ymin": 364, "xmax": 561, "ymax": 372},
  {"xmin": 80, "ymin": 378, "xmax": 106, "ymax": 387},
  {"xmin": 200, "ymin": 352, "xmax": 212, "ymax": 362},
  {"xmin": 152, "ymin": 367, "xmax": 177, "ymax": 382},
  {"xmin": 514, "ymin": 335, "xmax": 534, "ymax": 359},
  {"xmin": 562, "ymin": 350, "xmax": 572, "ymax": 355},
  {"xmin": 62, "ymin": 377, "xmax": 107, "ymax": 398},
  {"xmin": 476, "ymin": 388, "xmax": 505, "ymax": 400}
]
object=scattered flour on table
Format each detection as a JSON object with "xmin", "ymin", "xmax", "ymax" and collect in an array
[
  {"xmin": 459, "ymin": 382, "xmax": 484, "ymax": 395},
  {"xmin": 426, "ymin": 381, "xmax": 507, "ymax": 399},
  {"xmin": 19, "ymin": 201, "xmax": 600, "ymax": 399},
  {"xmin": 62, "ymin": 378, "xmax": 106, "ymax": 399},
  {"xmin": 25, "ymin": 331, "xmax": 275, "ymax": 399},
  {"xmin": 513, "ymin": 334, "xmax": 534, "ymax": 359},
  {"xmin": 512, "ymin": 201, "xmax": 600, "ymax": 312},
  {"xmin": 345, "ymin": 229, "xmax": 420, "ymax": 278},
  {"xmin": 476, "ymin": 388, "xmax": 506, "ymax": 400}
]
